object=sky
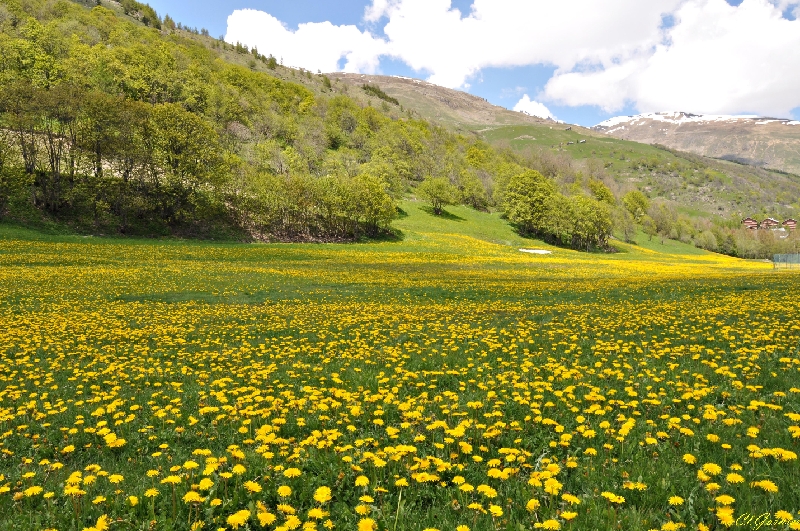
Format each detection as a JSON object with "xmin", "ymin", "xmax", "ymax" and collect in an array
[{"xmin": 145, "ymin": 0, "xmax": 800, "ymax": 126}]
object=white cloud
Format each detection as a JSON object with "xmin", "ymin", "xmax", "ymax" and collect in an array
[
  {"xmin": 513, "ymin": 95, "xmax": 556, "ymax": 120},
  {"xmin": 225, "ymin": 9, "xmax": 387, "ymax": 74},
  {"xmin": 225, "ymin": 0, "xmax": 800, "ymax": 118},
  {"xmin": 543, "ymin": 0, "xmax": 800, "ymax": 116},
  {"xmin": 376, "ymin": 0, "xmax": 682, "ymax": 88}
]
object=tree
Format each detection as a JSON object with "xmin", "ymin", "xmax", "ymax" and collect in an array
[
  {"xmin": 0, "ymin": 129, "xmax": 13, "ymax": 216},
  {"xmin": 641, "ymin": 215, "xmax": 657, "ymax": 241},
  {"xmin": 695, "ymin": 230, "xmax": 718, "ymax": 251},
  {"xmin": 623, "ymin": 190, "xmax": 650, "ymax": 221},
  {"xmin": 457, "ymin": 171, "xmax": 488, "ymax": 211},
  {"xmin": 163, "ymin": 14, "xmax": 176, "ymax": 31},
  {"xmin": 613, "ymin": 207, "xmax": 637, "ymax": 243},
  {"xmin": 151, "ymin": 103, "xmax": 221, "ymax": 186},
  {"xmin": 571, "ymin": 196, "xmax": 612, "ymax": 251},
  {"xmin": 502, "ymin": 170, "xmax": 557, "ymax": 236},
  {"xmin": 588, "ymin": 178, "xmax": 615, "ymax": 205},
  {"xmin": 649, "ymin": 202, "xmax": 677, "ymax": 244},
  {"xmin": 0, "ymin": 82, "xmax": 40, "ymax": 176},
  {"xmin": 347, "ymin": 174, "xmax": 396, "ymax": 236},
  {"xmin": 417, "ymin": 177, "xmax": 456, "ymax": 215}
]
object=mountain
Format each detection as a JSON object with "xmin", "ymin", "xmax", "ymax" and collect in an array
[
  {"xmin": 329, "ymin": 73, "xmax": 550, "ymax": 131},
  {"xmin": 593, "ymin": 112, "xmax": 800, "ymax": 176}
]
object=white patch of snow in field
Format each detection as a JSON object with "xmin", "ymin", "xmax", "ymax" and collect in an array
[
  {"xmin": 786, "ymin": 121, "xmax": 800, "ymax": 126},
  {"xmin": 519, "ymin": 249, "xmax": 552, "ymax": 255}
]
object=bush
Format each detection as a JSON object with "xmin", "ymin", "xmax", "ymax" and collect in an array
[{"xmin": 418, "ymin": 177, "xmax": 457, "ymax": 215}]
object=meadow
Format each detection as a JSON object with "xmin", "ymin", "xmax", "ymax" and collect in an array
[{"xmin": 1, "ymin": 203, "xmax": 799, "ymax": 531}]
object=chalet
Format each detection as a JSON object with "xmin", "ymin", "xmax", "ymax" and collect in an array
[
  {"xmin": 783, "ymin": 219, "xmax": 797, "ymax": 231},
  {"xmin": 760, "ymin": 218, "xmax": 780, "ymax": 229},
  {"xmin": 742, "ymin": 217, "xmax": 759, "ymax": 230}
]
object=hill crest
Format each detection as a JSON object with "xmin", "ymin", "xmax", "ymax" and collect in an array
[{"xmin": 328, "ymin": 72, "xmax": 553, "ymax": 131}]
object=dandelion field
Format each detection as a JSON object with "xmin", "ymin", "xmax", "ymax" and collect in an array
[{"xmin": 1, "ymin": 207, "xmax": 800, "ymax": 531}]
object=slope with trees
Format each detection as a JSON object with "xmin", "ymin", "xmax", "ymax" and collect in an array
[{"xmin": 0, "ymin": 0, "xmax": 619, "ymax": 251}]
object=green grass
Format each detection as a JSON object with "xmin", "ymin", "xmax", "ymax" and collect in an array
[
  {"xmin": 2, "ymin": 206, "xmax": 798, "ymax": 531},
  {"xmin": 478, "ymin": 124, "xmax": 676, "ymax": 166}
]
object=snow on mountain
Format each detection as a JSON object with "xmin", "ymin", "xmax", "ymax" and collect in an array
[{"xmin": 594, "ymin": 111, "xmax": 798, "ymax": 132}]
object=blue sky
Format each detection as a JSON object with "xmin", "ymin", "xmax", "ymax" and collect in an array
[{"xmin": 145, "ymin": 1, "xmax": 800, "ymax": 126}]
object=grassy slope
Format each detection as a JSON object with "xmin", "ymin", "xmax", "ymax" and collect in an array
[{"xmin": 481, "ymin": 124, "xmax": 800, "ymax": 220}]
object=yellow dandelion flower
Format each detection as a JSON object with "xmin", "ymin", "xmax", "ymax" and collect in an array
[
  {"xmin": 183, "ymin": 491, "xmax": 203, "ymax": 504},
  {"xmin": 244, "ymin": 480, "xmax": 262, "ymax": 493},
  {"xmin": 227, "ymin": 509, "xmax": 251, "ymax": 529},
  {"xmin": 314, "ymin": 486, "xmax": 332, "ymax": 503},
  {"xmin": 726, "ymin": 473, "xmax": 744, "ymax": 484},
  {"xmin": 283, "ymin": 468, "xmax": 302, "ymax": 478}
]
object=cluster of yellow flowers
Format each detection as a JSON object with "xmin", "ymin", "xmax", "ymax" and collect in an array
[{"xmin": 0, "ymin": 232, "xmax": 798, "ymax": 530}]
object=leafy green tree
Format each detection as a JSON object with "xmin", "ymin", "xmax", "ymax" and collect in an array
[
  {"xmin": 0, "ymin": 81, "xmax": 41, "ymax": 176},
  {"xmin": 588, "ymin": 178, "xmax": 615, "ymax": 205},
  {"xmin": 623, "ymin": 190, "xmax": 650, "ymax": 221},
  {"xmin": 641, "ymin": 215, "xmax": 657, "ymax": 241},
  {"xmin": 502, "ymin": 170, "xmax": 557, "ymax": 236},
  {"xmin": 151, "ymin": 103, "xmax": 221, "ymax": 186},
  {"xmin": 417, "ymin": 177, "xmax": 456, "ymax": 215},
  {"xmin": 613, "ymin": 207, "xmax": 637, "ymax": 243},
  {"xmin": 695, "ymin": 230, "xmax": 718, "ymax": 251},
  {"xmin": 649, "ymin": 202, "xmax": 677, "ymax": 244},
  {"xmin": 571, "ymin": 195, "xmax": 612, "ymax": 251},
  {"xmin": 347, "ymin": 174, "xmax": 396, "ymax": 236},
  {"xmin": 79, "ymin": 91, "xmax": 123, "ymax": 180},
  {"xmin": 456, "ymin": 171, "xmax": 488, "ymax": 211},
  {"xmin": 545, "ymin": 192, "xmax": 574, "ymax": 245}
]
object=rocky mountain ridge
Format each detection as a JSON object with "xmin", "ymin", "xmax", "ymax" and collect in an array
[{"xmin": 593, "ymin": 112, "xmax": 800, "ymax": 175}]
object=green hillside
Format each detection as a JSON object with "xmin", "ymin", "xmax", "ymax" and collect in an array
[
  {"xmin": 339, "ymin": 76, "xmax": 800, "ymax": 256},
  {"xmin": 482, "ymin": 124, "xmax": 800, "ymax": 221}
]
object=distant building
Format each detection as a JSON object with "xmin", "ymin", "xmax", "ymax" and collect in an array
[
  {"xmin": 760, "ymin": 218, "xmax": 780, "ymax": 229},
  {"xmin": 743, "ymin": 217, "xmax": 796, "ymax": 231},
  {"xmin": 742, "ymin": 217, "xmax": 759, "ymax": 230}
]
